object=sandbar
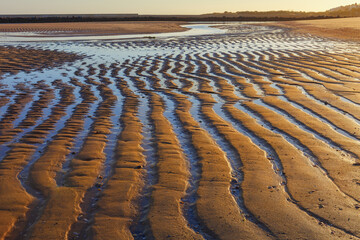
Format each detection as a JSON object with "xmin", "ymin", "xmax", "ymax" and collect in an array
[
  {"xmin": 262, "ymin": 17, "xmax": 360, "ymax": 41},
  {"xmin": 0, "ymin": 21, "xmax": 187, "ymax": 36}
]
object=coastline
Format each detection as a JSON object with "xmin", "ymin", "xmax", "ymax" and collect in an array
[
  {"xmin": 0, "ymin": 23, "xmax": 227, "ymax": 42},
  {"xmin": 3, "ymin": 18, "xmax": 360, "ymax": 42}
]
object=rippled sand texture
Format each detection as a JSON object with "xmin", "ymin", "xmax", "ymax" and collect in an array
[
  {"xmin": 266, "ymin": 17, "xmax": 360, "ymax": 41},
  {"xmin": 0, "ymin": 46, "xmax": 81, "ymax": 75},
  {"xmin": 1, "ymin": 24, "xmax": 360, "ymax": 240}
]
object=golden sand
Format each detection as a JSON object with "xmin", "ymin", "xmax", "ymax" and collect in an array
[
  {"xmin": 0, "ymin": 21, "xmax": 186, "ymax": 36},
  {"xmin": 0, "ymin": 47, "xmax": 80, "ymax": 75},
  {"xmin": 264, "ymin": 17, "xmax": 360, "ymax": 41},
  {"xmin": 1, "ymin": 24, "xmax": 360, "ymax": 239}
]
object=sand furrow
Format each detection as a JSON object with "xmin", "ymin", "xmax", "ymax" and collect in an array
[
  {"xmin": 200, "ymin": 98, "xmax": 353, "ymax": 239},
  {"xmin": 55, "ymin": 78, "xmax": 99, "ymax": 186},
  {"xmin": 197, "ymin": 54, "xmax": 262, "ymax": 98},
  {"xmin": 0, "ymin": 86, "xmax": 33, "ymax": 144},
  {"xmin": 0, "ymin": 91, "xmax": 15, "ymax": 120},
  {"xmin": 203, "ymin": 53, "xmax": 279, "ymax": 96},
  {"xmin": 28, "ymin": 82, "xmax": 116, "ymax": 239},
  {"xmin": 244, "ymin": 100, "xmax": 360, "ymax": 200},
  {"xmin": 28, "ymin": 78, "xmax": 95, "ymax": 199},
  {"xmin": 175, "ymin": 92, "xmax": 272, "ymax": 238},
  {"xmin": 156, "ymin": 59, "xmax": 272, "ymax": 238},
  {"xmin": 289, "ymin": 56, "xmax": 360, "ymax": 81},
  {"xmin": 92, "ymin": 77, "xmax": 145, "ymax": 240},
  {"xmin": 281, "ymin": 84, "xmax": 360, "ymax": 140},
  {"xmin": 225, "ymin": 102, "xmax": 360, "ymax": 237},
  {"xmin": 0, "ymin": 84, "xmax": 54, "ymax": 146},
  {"xmin": 120, "ymin": 65, "xmax": 159, "ymax": 239},
  {"xmin": 165, "ymin": 88, "xmax": 273, "ymax": 239},
  {"xmin": 262, "ymin": 96, "xmax": 360, "ymax": 160},
  {"xmin": 294, "ymin": 58, "xmax": 360, "ymax": 80},
  {"xmin": 275, "ymin": 60, "xmax": 348, "ymax": 85},
  {"xmin": 67, "ymin": 65, "xmax": 124, "ymax": 238},
  {"xmin": 301, "ymin": 84, "xmax": 360, "ymax": 121},
  {"xmin": 145, "ymin": 92, "xmax": 204, "ymax": 239},
  {"xmin": 0, "ymin": 46, "xmax": 81, "ymax": 76},
  {"xmin": 171, "ymin": 55, "xmax": 358, "ymax": 238},
  {"xmin": 255, "ymin": 57, "xmax": 360, "ymax": 108},
  {"xmin": 16, "ymin": 83, "xmax": 55, "ymax": 130},
  {"xmin": 0, "ymin": 81, "xmax": 75, "ymax": 239},
  {"xmin": 130, "ymin": 59, "xmax": 204, "ymax": 238}
]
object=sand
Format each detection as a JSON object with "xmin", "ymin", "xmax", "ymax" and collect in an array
[
  {"xmin": 0, "ymin": 21, "xmax": 186, "ymax": 36},
  {"xmin": 91, "ymin": 76, "xmax": 145, "ymax": 240},
  {"xmin": 0, "ymin": 46, "xmax": 81, "ymax": 75},
  {"xmin": 1, "ymin": 23, "xmax": 360, "ymax": 240},
  {"xmin": 263, "ymin": 17, "xmax": 360, "ymax": 41}
]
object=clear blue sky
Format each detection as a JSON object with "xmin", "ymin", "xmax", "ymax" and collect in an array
[{"xmin": 0, "ymin": 0, "xmax": 358, "ymax": 15}]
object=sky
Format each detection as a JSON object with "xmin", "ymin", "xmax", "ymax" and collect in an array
[{"xmin": 0, "ymin": 0, "xmax": 358, "ymax": 15}]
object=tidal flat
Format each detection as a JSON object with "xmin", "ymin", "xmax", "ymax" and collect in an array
[{"xmin": 1, "ymin": 22, "xmax": 360, "ymax": 240}]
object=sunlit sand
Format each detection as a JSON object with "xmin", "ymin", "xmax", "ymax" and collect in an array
[
  {"xmin": 0, "ymin": 20, "xmax": 360, "ymax": 240},
  {"xmin": 0, "ymin": 21, "xmax": 186, "ymax": 36},
  {"xmin": 265, "ymin": 17, "xmax": 360, "ymax": 41}
]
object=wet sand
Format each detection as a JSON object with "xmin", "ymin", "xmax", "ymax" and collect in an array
[
  {"xmin": 262, "ymin": 17, "xmax": 360, "ymax": 41},
  {"xmin": 0, "ymin": 21, "xmax": 186, "ymax": 36},
  {"xmin": 1, "ymin": 23, "xmax": 360, "ymax": 239},
  {"xmin": 0, "ymin": 46, "xmax": 81, "ymax": 74}
]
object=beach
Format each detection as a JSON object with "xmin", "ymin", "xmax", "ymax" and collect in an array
[
  {"xmin": 263, "ymin": 17, "xmax": 360, "ymax": 41},
  {"xmin": 0, "ymin": 21, "xmax": 187, "ymax": 36},
  {"xmin": 0, "ymin": 21, "xmax": 360, "ymax": 240}
]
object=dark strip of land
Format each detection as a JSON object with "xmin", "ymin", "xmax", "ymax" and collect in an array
[{"xmin": 0, "ymin": 14, "xmax": 340, "ymax": 24}]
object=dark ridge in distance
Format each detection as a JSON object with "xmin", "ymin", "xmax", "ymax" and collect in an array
[{"xmin": 0, "ymin": 14, "xmax": 341, "ymax": 24}]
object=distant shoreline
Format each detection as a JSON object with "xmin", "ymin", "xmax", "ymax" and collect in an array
[
  {"xmin": 0, "ymin": 14, "xmax": 340, "ymax": 24},
  {"xmin": 1, "ymin": 18, "xmax": 360, "ymax": 43}
]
